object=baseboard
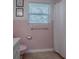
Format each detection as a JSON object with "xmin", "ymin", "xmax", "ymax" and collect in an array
[
  {"xmin": 26, "ymin": 48, "xmax": 54, "ymax": 53},
  {"xmin": 53, "ymin": 50, "xmax": 65, "ymax": 59}
]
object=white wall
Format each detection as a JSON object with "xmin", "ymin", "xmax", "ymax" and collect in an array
[{"xmin": 53, "ymin": 0, "xmax": 66, "ymax": 58}]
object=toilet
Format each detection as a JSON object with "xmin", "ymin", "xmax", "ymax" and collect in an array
[
  {"xmin": 13, "ymin": 37, "xmax": 27, "ymax": 59},
  {"xmin": 20, "ymin": 44, "xmax": 27, "ymax": 59},
  {"xmin": 19, "ymin": 38, "xmax": 28, "ymax": 59},
  {"xmin": 20, "ymin": 45, "xmax": 27, "ymax": 55}
]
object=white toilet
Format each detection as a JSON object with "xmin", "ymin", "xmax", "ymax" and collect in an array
[{"xmin": 20, "ymin": 45, "xmax": 27, "ymax": 55}]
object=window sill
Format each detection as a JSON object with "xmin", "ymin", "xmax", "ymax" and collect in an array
[{"xmin": 31, "ymin": 28, "xmax": 48, "ymax": 30}]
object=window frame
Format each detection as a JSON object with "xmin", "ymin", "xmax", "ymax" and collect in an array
[{"xmin": 28, "ymin": 2, "xmax": 50, "ymax": 24}]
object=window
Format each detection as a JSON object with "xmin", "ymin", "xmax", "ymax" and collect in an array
[{"xmin": 29, "ymin": 3, "xmax": 49, "ymax": 23}]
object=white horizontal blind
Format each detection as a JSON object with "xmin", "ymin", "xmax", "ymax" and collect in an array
[{"xmin": 29, "ymin": 3, "xmax": 49, "ymax": 23}]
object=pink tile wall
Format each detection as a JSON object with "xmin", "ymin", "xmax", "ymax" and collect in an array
[
  {"xmin": 13, "ymin": 0, "xmax": 54, "ymax": 50},
  {"xmin": 13, "ymin": 20, "xmax": 53, "ymax": 50}
]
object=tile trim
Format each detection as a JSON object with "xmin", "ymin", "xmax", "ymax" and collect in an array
[{"xmin": 26, "ymin": 48, "xmax": 54, "ymax": 53}]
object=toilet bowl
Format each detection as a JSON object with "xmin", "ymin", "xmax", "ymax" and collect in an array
[{"xmin": 20, "ymin": 45, "xmax": 27, "ymax": 55}]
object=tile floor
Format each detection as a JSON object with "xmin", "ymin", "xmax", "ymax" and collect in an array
[{"xmin": 23, "ymin": 51, "xmax": 64, "ymax": 59}]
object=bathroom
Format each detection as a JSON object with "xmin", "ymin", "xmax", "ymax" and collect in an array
[{"xmin": 13, "ymin": 0, "xmax": 66, "ymax": 59}]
